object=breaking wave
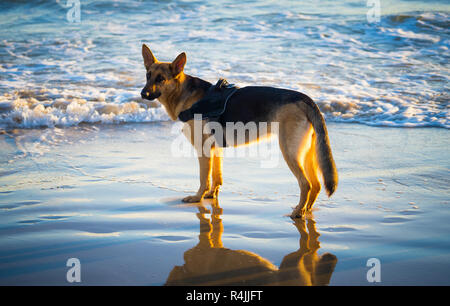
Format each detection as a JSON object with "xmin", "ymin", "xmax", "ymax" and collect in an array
[{"xmin": 0, "ymin": 1, "xmax": 448, "ymax": 129}]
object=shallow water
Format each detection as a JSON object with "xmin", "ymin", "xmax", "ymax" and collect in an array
[
  {"xmin": 0, "ymin": 0, "xmax": 448, "ymax": 129},
  {"xmin": 0, "ymin": 123, "xmax": 449, "ymax": 285}
]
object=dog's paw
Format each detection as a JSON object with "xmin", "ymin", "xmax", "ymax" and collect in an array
[
  {"xmin": 290, "ymin": 213, "xmax": 303, "ymax": 220},
  {"xmin": 204, "ymin": 186, "xmax": 220, "ymax": 199},
  {"xmin": 182, "ymin": 195, "xmax": 203, "ymax": 203},
  {"xmin": 290, "ymin": 207, "xmax": 306, "ymax": 220},
  {"xmin": 203, "ymin": 190, "xmax": 217, "ymax": 199}
]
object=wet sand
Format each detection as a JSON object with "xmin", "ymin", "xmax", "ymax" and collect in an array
[{"xmin": 0, "ymin": 122, "xmax": 449, "ymax": 285}]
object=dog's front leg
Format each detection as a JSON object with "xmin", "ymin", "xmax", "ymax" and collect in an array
[
  {"xmin": 182, "ymin": 156, "xmax": 212, "ymax": 203},
  {"xmin": 204, "ymin": 148, "xmax": 223, "ymax": 199}
]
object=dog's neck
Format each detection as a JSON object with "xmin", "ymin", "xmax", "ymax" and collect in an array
[{"xmin": 159, "ymin": 74, "xmax": 212, "ymax": 120}]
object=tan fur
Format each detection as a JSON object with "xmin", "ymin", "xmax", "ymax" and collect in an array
[
  {"xmin": 204, "ymin": 148, "xmax": 223, "ymax": 199},
  {"xmin": 142, "ymin": 45, "xmax": 203, "ymax": 120},
  {"xmin": 274, "ymin": 104, "xmax": 316, "ymax": 217},
  {"xmin": 141, "ymin": 45, "xmax": 338, "ymax": 219}
]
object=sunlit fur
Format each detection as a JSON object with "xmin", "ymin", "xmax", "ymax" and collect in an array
[{"xmin": 142, "ymin": 45, "xmax": 206, "ymax": 120}]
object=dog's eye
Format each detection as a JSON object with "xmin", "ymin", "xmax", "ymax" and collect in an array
[
  {"xmin": 155, "ymin": 75, "xmax": 165, "ymax": 83},
  {"xmin": 146, "ymin": 71, "xmax": 151, "ymax": 81}
]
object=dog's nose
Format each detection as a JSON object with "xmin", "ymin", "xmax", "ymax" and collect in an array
[{"xmin": 141, "ymin": 89, "xmax": 150, "ymax": 99}]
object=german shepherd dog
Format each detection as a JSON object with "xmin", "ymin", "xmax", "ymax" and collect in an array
[{"xmin": 140, "ymin": 44, "xmax": 338, "ymax": 219}]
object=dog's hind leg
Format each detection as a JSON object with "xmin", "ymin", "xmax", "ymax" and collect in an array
[
  {"xmin": 278, "ymin": 115, "xmax": 314, "ymax": 219},
  {"xmin": 204, "ymin": 147, "xmax": 223, "ymax": 199},
  {"xmin": 304, "ymin": 133, "xmax": 321, "ymax": 212}
]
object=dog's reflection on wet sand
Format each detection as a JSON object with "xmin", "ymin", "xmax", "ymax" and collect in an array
[{"xmin": 165, "ymin": 200, "xmax": 337, "ymax": 286}]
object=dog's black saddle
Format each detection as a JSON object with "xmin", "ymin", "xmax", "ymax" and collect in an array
[{"xmin": 178, "ymin": 79, "xmax": 238, "ymax": 123}]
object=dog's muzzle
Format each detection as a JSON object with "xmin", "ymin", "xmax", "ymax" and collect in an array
[{"xmin": 141, "ymin": 89, "xmax": 161, "ymax": 101}]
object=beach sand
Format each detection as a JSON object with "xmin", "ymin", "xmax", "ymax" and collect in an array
[{"xmin": 0, "ymin": 122, "xmax": 449, "ymax": 285}]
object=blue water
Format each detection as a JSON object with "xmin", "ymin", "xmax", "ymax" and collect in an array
[{"xmin": 0, "ymin": 0, "xmax": 448, "ymax": 128}]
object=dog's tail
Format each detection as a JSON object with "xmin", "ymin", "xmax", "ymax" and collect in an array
[{"xmin": 302, "ymin": 98, "xmax": 338, "ymax": 196}]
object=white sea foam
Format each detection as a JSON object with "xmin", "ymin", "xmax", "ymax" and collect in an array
[
  {"xmin": 0, "ymin": 4, "xmax": 448, "ymax": 129},
  {"xmin": 0, "ymin": 89, "xmax": 169, "ymax": 129}
]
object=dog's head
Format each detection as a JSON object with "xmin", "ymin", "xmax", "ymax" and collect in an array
[{"xmin": 141, "ymin": 44, "xmax": 186, "ymax": 101}]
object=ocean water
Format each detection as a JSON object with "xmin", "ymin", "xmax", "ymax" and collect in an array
[{"xmin": 0, "ymin": 0, "xmax": 448, "ymax": 129}]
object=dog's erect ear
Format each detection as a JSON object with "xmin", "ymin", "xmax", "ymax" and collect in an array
[
  {"xmin": 142, "ymin": 44, "xmax": 157, "ymax": 70},
  {"xmin": 171, "ymin": 52, "xmax": 186, "ymax": 76}
]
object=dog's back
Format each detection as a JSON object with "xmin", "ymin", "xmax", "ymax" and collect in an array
[{"xmin": 219, "ymin": 86, "xmax": 311, "ymax": 124}]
